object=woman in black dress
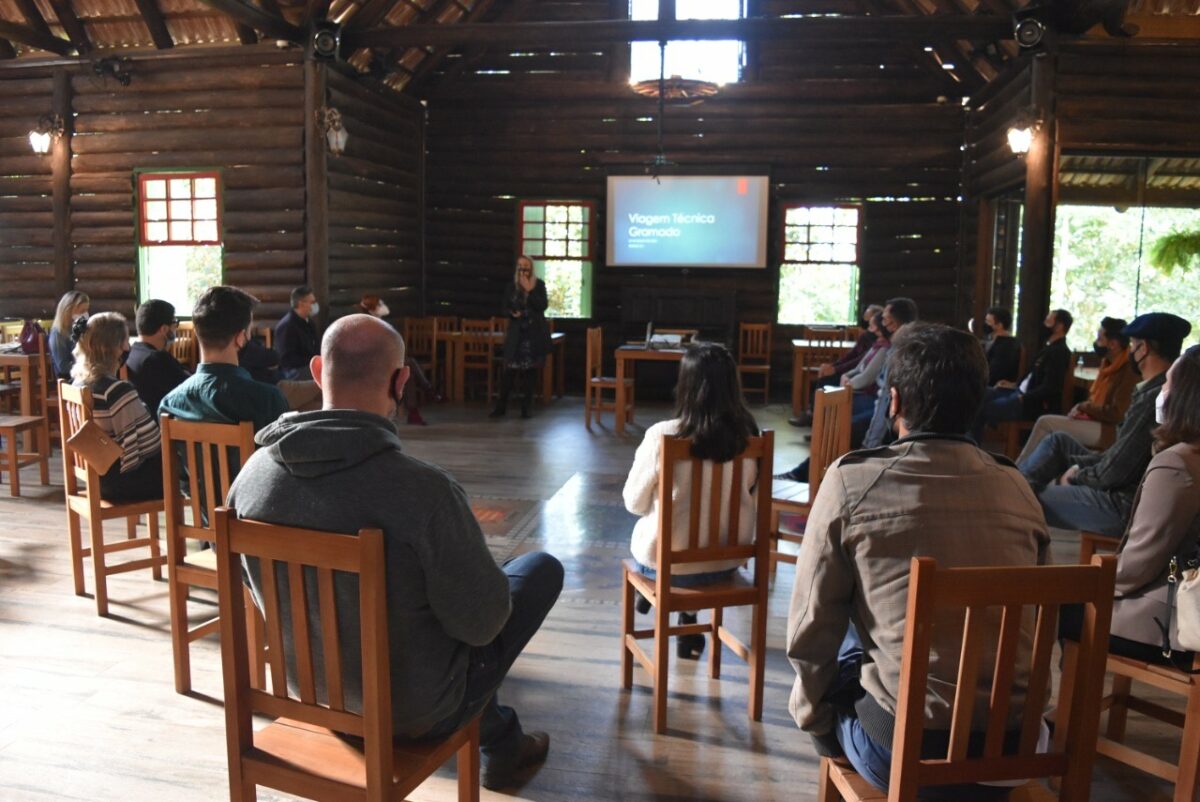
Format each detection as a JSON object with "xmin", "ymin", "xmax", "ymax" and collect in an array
[{"xmin": 490, "ymin": 255, "xmax": 550, "ymax": 419}]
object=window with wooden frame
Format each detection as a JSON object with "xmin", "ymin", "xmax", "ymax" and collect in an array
[
  {"xmin": 136, "ymin": 170, "xmax": 224, "ymax": 315},
  {"xmin": 777, "ymin": 204, "xmax": 862, "ymax": 325},
  {"xmin": 629, "ymin": 0, "xmax": 744, "ymax": 86},
  {"xmin": 518, "ymin": 200, "xmax": 595, "ymax": 318}
]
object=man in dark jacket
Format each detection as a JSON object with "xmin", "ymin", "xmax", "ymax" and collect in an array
[
  {"xmin": 228, "ymin": 313, "xmax": 563, "ymax": 791},
  {"xmin": 1018, "ymin": 312, "xmax": 1191, "ymax": 536},
  {"xmin": 274, "ymin": 285, "xmax": 321, "ymax": 380},
  {"xmin": 983, "ymin": 306, "xmax": 1021, "ymax": 386},
  {"xmin": 973, "ymin": 308, "xmax": 1073, "ymax": 440},
  {"xmin": 125, "ymin": 299, "xmax": 189, "ymax": 416}
]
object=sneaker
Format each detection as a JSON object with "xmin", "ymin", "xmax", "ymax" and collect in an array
[
  {"xmin": 774, "ymin": 469, "xmax": 805, "ymax": 483},
  {"xmin": 634, "ymin": 591, "xmax": 651, "ymax": 615},
  {"xmin": 406, "ymin": 407, "xmax": 428, "ymax": 426},
  {"xmin": 481, "ymin": 731, "xmax": 550, "ymax": 791},
  {"xmin": 676, "ymin": 612, "xmax": 705, "ymax": 660},
  {"xmin": 788, "ymin": 414, "xmax": 813, "ymax": 428}
]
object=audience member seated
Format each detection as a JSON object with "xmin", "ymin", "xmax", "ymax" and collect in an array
[
  {"xmin": 1017, "ymin": 316, "xmax": 1135, "ymax": 462},
  {"xmin": 974, "ymin": 308, "xmax": 1073, "ymax": 441},
  {"xmin": 623, "ymin": 342, "xmax": 761, "ymax": 660},
  {"xmin": 1060, "ymin": 343, "xmax": 1200, "ymax": 666},
  {"xmin": 274, "ymin": 284, "xmax": 320, "ymax": 381},
  {"xmin": 237, "ymin": 332, "xmax": 280, "ymax": 384},
  {"xmin": 982, "ymin": 305, "xmax": 1021, "ymax": 386},
  {"xmin": 1018, "ymin": 313, "xmax": 1190, "ymax": 537},
  {"xmin": 789, "ymin": 304, "xmax": 882, "ymax": 427},
  {"xmin": 227, "ymin": 313, "xmax": 563, "ymax": 791},
  {"xmin": 859, "ymin": 297, "xmax": 920, "ymax": 450},
  {"xmin": 72, "ymin": 312, "xmax": 164, "ymax": 502},
  {"xmin": 786, "ymin": 323, "xmax": 1049, "ymax": 796},
  {"xmin": 125, "ymin": 299, "xmax": 189, "ymax": 416},
  {"xmin": 359, "ymin": 294, "xmax": 435, "ymax": 425},
  {"xmin": 160, "ymin": 286, "xmax": 288, "ymax": 432},
  {"xmin": 50, "ymin": 290, "xmax": 89, "ymax": 381}
]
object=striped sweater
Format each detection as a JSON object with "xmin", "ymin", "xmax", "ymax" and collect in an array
[{"xmin": 82, "ymin": 376, "xmax": 161, "ymax": 475}]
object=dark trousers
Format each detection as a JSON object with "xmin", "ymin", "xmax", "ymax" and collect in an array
[
  {"xmin": 421, "ymin": 551, "xmax": 564, "ymax": 769},
  {"xmin": 100, "ymin": 454, "xmax": 164, "ymax": 503},
  {"xmin": 496, "ymin": 368, "xmax": 536, "ymax": 413}
]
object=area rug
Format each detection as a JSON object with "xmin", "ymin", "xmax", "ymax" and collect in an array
[{"xmin": 470, "ymin": 497, "xmax": 542, "ymax": 562}]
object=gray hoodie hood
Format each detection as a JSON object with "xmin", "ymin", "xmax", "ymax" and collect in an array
[{"xmin": 254, "ymin": 409, "xmax": 402, "ymax": 479}]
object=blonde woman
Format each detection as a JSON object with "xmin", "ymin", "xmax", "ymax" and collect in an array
[
  {"xmin": 72, "ymin": 312, "xmax": 163, "ymax": 502},
  {"xmin": 490, "ymin": 255, "xmax": 549, "ymax": 419},
  {"xmin": 50, "ymin": 290, "xmax": 89, "ymax": 380}
]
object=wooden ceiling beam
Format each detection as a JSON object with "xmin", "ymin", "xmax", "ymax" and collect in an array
[
  {"xmin": 132, "ymin": 0, "xmax": 175, "ymax": 48},
  {"xmin": 0, "ymin": 19, "xmax": 77, "ymax": 54},
  {"xmin": 45, "ymin": 0, "xmax": 92, "ymax": 53},
  {"xmin": 13, "ymin": 0, "xmax": 53, "ymax": 36},
  {"xmin": 343, "ymin": 15, "xmax": 1015, "ymax": 50},
  {"xmin": 303, "ymin": 0, "xmax": 333, "ymax": 25},
  {"xmin": 439, "ymin": 0, "xmax": 538, "ymax": 83},
  {"xmin": 404, "ymin": 0, "xmax": 497, "ymax": 87},
  {"xmin": 196, "ymin": 0, "xmax": 304, "ymax": 41}
]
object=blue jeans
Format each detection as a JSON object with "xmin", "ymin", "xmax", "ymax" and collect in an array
[
  {"xmin": 972, "ymin": 387, "xmax": 1026, "ymax": 443},
  {"xmin": 420, "ymin": 551, "xmax": 563, "ymax": 771},
  {"xmin": 1018, "ymin": 432, "xmax": 1126, "ymax": 537},
  {"xmin": 637, "ymin": 562, "xmax": 737, "ymax": 587}
]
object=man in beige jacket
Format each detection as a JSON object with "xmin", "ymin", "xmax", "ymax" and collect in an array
[{"xmin": 787, "ymin": 323, "xmax": 1050, "ymax": 794}]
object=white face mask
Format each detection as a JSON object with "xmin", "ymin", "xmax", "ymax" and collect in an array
[
  {"xmin": 375, "ymin": 302, "xmax": 390, "ymax": 317},
  {"xmin": 1156, "ymin": 391, "xmax": 1168, "ymax": 425},
  {"xmin": 310, "ymin": 302, "xmax": 320, "ymax": 317}
]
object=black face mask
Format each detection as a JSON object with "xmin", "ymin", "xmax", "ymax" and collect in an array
[
  {"xmin": 1041, "ymin": 324, "xmax": 1055, "ymax": 341},
  {"xmin": 1093, "ymin": 343, "xmax": 1108, "ymax": 358},
  {"xmin": 981, "ymin": 323, "xmax": 994, "ymax": 337},
  {"xmin": 1130, "ymin": 345, "xmax": 1145, "ymax": 376}
]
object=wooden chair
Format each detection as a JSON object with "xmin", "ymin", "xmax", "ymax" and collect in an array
[
  {"xmin": 403, "ymin": 317, "xmax": 436, "ymax": 391},
  {"xmin": 460, "ymin": 318, "xmax": 495, "ymax": 402},
  {"xmin": 0, "ymin": 413, "xmax": 48, "ymax": 496},
  {"xmin": 736, "ymin": 322, "xmax": 772, "ymax": 404},
  {"xmin": 798, "ymin": 326, "xmax": 851, "ymax": 415},
  {"xmin": 620, "ymin": 431, "xmax": 774, "ymax": 735},
  {"xmin": 769, "ymin": 386, "xmax": 853, "ymax": 576},
  {"xmin": 820, "ymin": 555, "xmax": 1117, "ymax": 802},
  {"xmin": 214, "ymin": 508, "xmax": 481, "ymax": 802},
  {"xmin": 1062, "ymin": 533, "xmax": 1200, "ymax": 802},
  {"xmin": 161, "ymin": 415, "xmax": 261, "ymax": 695},
  {"xmin": 256, "ymin": 325, "xmax": 273, "ymax": 350},
  {"xmin": 58, "ymin": 381, "xmax": 166, "ymax": 617},
  {"xmin": 584, "ymin": 326, "xmax": 634, "ymax": 429}
]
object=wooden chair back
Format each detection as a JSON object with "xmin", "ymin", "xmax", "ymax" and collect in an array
[
  {"xmin": 803, "ymin": 324, "xmax": 850, "ymax": 342},
  {"xmin": 654, "ymin": 432, "xmax": 774, "ymax": 580},
  {"xmin": 256, "ymin": 325, "xmax": 273, "ymax": 349},
  {"xmin": 809, "ymin": 386, "xmax": 853, "ymax": 495},
  {"xmin": 738, "ymin": 322, "xmax": 772, "ymax": 364},
  {"xmin": 58, "ymin": 380, "xmax": 98, "ymax": 495},
  {"xmin": 491, "ymin": 316, "xmax": 510, "ymax": 337},
  {"xmin": 431, "ymin": 315, "xmax": 460, "ymax": 333},
  {"xmin": 880, "ymin": 555, "xmax": 1116, "ymax": 800},
  {"xmin": 586, "ymin": 326, "xmax": 604, "ymax": 380},
  {"xmin": 403, "ymin": 317, "xmax": 435, "ymax": 363},
  {"xmin": 161, "ymin": 416, "xmax": 256, "ymax": 545},
  {"xmin": 214, "ymin": 509, "xmax": 397, "ymax": 796},
  {"xmin": 460, "ymin": 318, "xmax": 494, "ymax": 362}
]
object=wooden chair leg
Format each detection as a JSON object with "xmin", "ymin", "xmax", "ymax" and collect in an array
[
  {"xmin": 38, "ymin": 420, "xmax": 49, "ymax": 485},
  {"xmin": 749, "ymin": 598, "xmax": 766, "ymax": 722},
  {"xmin": 126, "ymin": 516, "xmax": 137, "ymax": 539},
  {"xmin": 67, "ymin": 508, "xmax": 86, "ymax": 596},
  {"xmin": 620, "ymin": 570, "xmax": 634, "ymax": 690},
  {"xmin": 147, "ymin": 513, "xmax": 162, "ymax": 581},
  {"xmin": 818, "ymin": 758, "xmax": 841, "ymax": 802},
  {"xmin": 1106, "ymin": 674, "xmax": 1133, "ymax": 742},
  {"xmin": 709, "ymin": 607, "xmax": 723, "ymax": 680},
  {"xmin": 1052, "ymin": 640, "xmax": 1079, "ymax": 759},
  {"xmin": 89, "ymin": 515, "xmax": 109, "ymax": 616},
  {"xmin": 246, "ymin": 592, "xmax": 267, "ymax": 692},
  {"xmin": 6, "ymin": 434, "xmax": 19, "ymax": 497},
  {"xmin": 1176, "ymin": 681, "xmax": 1200, "ymax": 802},
  {"xmin": 653, "ymin": 601, "xmax": 669, "ymax": 735},
  {"xmin": 458, "ymin": 717, "xmax": 480, "ymax": 802}
]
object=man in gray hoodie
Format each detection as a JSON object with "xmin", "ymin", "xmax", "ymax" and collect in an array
[{"xmin": 227, "ymin": 314, "xmax": 563, "ymax": 791}]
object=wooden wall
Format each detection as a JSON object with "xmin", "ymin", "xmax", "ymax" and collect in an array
[
  {"xmin": 324, "ymin": 67, "xmax": 425, "ymax": 320},
  {"xmin": 0, "ymin": 47, "xmax": 308, "ymax": 322}
]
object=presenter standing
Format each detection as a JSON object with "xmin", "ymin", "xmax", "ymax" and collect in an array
[{"xmin": 491, "ymin": 255, "xmax": 550, "ymax": 419}]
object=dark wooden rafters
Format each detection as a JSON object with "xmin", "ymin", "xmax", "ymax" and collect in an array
[
  {"xmin": 13, "ymin": 0, "xmax": 53, "ymax": 36},
  {"xmin": 0, "ymin": 18, "xmax": 77, "ymax": 54},
  {"xmin": 343, "ymin": 15, "xmax": 1016, "ymax": 51},
  {"xmin": 366, "ymin": 0, "xmax": 456, "ymax": 87},
  {"xmin": 0, "ymin": 38, "xmax": 15, "ymax": 58},
  {"xmin": 45, "ymin": 0, "xmax": 92, "ymax": 53},
  {"xmin": 303, "ymin": 0, "xmax": 333, "ymax": 26},
  {"xmin": 195, "ymin": 0, "xmax": 302, "ymax": 42},
  {"xmin": 405, "ymin": 0, "xmax": 497, "ymax": 87},
  {"xmin": 132, "ymin": 0, "xmax": 175, "ymax": 49},
  {"xmin": 438, "ymin": 0, "xmax": 538, "ymax": 84}
]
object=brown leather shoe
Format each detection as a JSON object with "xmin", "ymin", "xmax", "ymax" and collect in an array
[{"xmin": 481, "ymin": 731, "xmax": 550, "ymax": 790}]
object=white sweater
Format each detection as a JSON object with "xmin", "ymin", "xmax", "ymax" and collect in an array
[{"xmin": 623, "ymin": 419, "xmax": 760, "ymax": 575}]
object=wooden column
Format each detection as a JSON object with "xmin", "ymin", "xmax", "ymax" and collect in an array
[
  {"xmin": 304, "ymin": 58, "xmax": 330, "ymax": 326},
  {"xmin": 972, "ymin": 196, "xmax": 995, "ymax": 336},
  {"xmin": 51, "ymin": 66, "xmax": 72, "ymax": 298},
  {"xmin": 1016, "ymin": 53, "xmax": 1057, "ymax": 353}
]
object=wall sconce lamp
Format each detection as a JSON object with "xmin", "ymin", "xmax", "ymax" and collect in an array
[
  {"xmin": 315, "ymin": 107, "xmax": 348, "ymax": 156},
  {"xmin": 1006, "ymin": 112, "xmax": 1041, "ymax": 156},
  {"xmin": 29, "ymin": 114, "xmax": 65, "ymax": 155}
]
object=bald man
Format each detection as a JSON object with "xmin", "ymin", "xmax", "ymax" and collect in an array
[{"xmin": 228, "ymin": 314, "xmax": 564, "ymax": 791}]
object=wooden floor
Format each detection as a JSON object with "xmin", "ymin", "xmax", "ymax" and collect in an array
[{"xmin": 0, "ymin": 398, "xmax": 1185, "ymax": 801}]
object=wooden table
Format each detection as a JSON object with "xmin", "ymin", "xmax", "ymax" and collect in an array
[
  {"xmin": 614, "ymin": 345, "xmax": 687, "ymax": 436},
  {"xmin": 1074, "ymin": 365, "xmax": 1099, "ymax": 387},
  {"xmin": 790, "ymin": 338, "xmax": 854, "ymax": 417},
  {"xmin": 442, "ymin": 331, "xmax": 566, "ymax": 404},
  {"xmin": 0, "ymin": 353, "xmax": 42, "ymax": 451},
  {"xmin": 0, "ymin": 414, "xmax": 49, "ymax": 496}
]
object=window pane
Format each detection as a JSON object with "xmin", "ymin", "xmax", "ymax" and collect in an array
[
  {"xmin": 522, "ymin": 239, "xmax": 542, "ymax": 257},
  {"xmin": 547, "ymin": 206, "xmax": 568, "ymax": 223},
  {"xmin": 170, "ymin": 221, "xmax": 193, "ymax": 241},
  {"xmin": 170, "ymin": 200, "xmax": 193, "ymax": 220},
  {"xmin": 567, "ymin": 240, "xmax": 582, "ymax": 257},
  {"xmin": 545, "ymin": 239, "xmax": 566, "ymax": 257},
  {"xmin": 834, "ymin": 226, "xmax": 858, "ymax": 244},
  {"xmin": 810, "ymin": 244, "xmax": 833, "ymax": 262},
  {"xmin": 784, "ymin": 243, "xmax": 807, "ymax": 262},
  {"xmin": 145, "ymin": 201, "xmax": 168, "ymax": 222},
  {"xmin": 523, "ymin": 223, "xmax": 544, "ymax": 239},
  {"xmin": 523, "ymin": 206, "xmax": 544, "ymax": 222},
  {"xmin": 141, "ymin": 244, "xmax": 223, "ymax": 313},
  {"xmin": 785, "ymin": 225, "xmax": 806, "ymax": 245},
  {"xmin": 194, "ymin": 220, "xmax": 220, "ymax": 242},
  {"xmin": 144, "ymin": 180, "xmax": 166, "ymax": 200},
  {"xmin": 169, "ymin": 178, "xmax": 193, "ymax": 198},
  {"xmin": 834, "ymin": 243, "xmax": 857, "ymax": 262},
  {"xmin": 544, "ymin": 259, "xmax": 585, "ymax": 318},
  {"xmin": 194, "ymin": 177, "xmax": 217, "ymax": 198},
  {"xmin": 786, "ymin": 207, "xmax": 810, "ymax": 225},
  {"xmin": 835, "ymin": 208, "xmax": 859, "ymax": 226},
  {"xmin": 567, "ymin": 223, "xmax": 583, "ymax": 241},
  {"xmin": 146, "ymin": 222, "xmax": 169, "ymax": 243},
  {"xmin": 546, "ymin": 223, "xmax": 567, "ymax": 241},
  {"xmin": 811, "ymin": 226, "xmax": 834, "ymax": 243},
  {"xmin": 810, "ymin": 208, "xmax": 835, "ymax": 226},
  {"xmin": 194, "ymin": 199, "xmax": 218, "ymax": 220},
  {"xmin": 778, "ymin": 263, "xmax": 858, "ymax": 325},
  {"xmin": 568, "ymin": 206, "xmax": 583, "ymax": 222}
]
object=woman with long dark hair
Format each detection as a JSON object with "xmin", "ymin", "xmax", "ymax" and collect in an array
[
  {"xmin": 1061, "ymin": 344, "xmax": 1200, "ymax": 664},
  {"xmin": 490, "ymin": 255, "xmax": 550, "ymax": 419},
  {"xmin": 622, "ymin": 342, "xmax": 761, "ymax": 658}
]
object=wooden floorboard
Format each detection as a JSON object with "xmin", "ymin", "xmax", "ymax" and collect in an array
[{"xmin": 0, "ymin": 399, "xmax": 1184, "ymax": 800}]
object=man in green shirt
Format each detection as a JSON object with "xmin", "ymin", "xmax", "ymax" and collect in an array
[{"xmin": 160, "ymin": 286, "xmax": 288, "ymax": 431}]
